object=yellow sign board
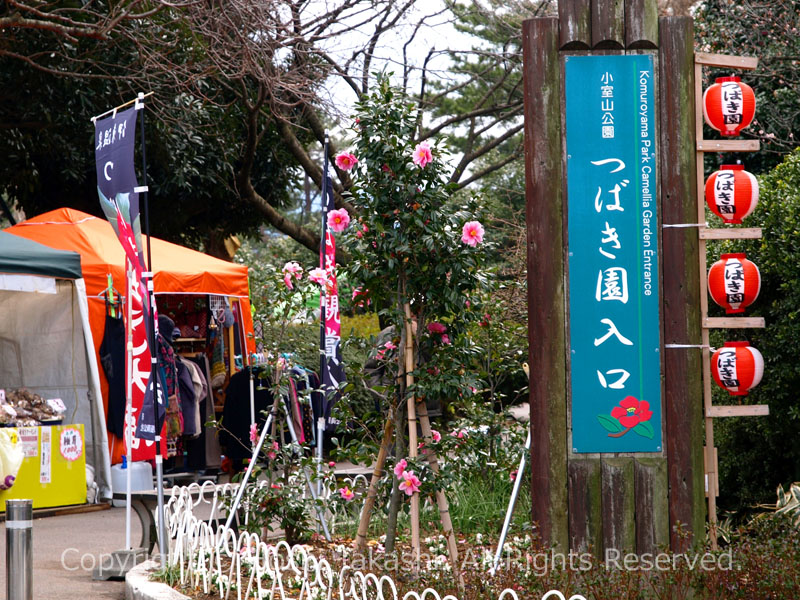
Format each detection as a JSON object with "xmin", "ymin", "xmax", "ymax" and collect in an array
[{"xmin": 0, "ymin": 424, "xmax": 87, "ymax": 511}]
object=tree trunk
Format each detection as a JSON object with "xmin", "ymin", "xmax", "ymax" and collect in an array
[{"xmin": 384, "ymin": 402, "xmax": 406, "ymax": 554}]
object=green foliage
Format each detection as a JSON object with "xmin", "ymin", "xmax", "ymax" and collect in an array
[
  {"xmin": 0, "ymin": 7, "xmax": 299, "ymax": 249},
  {"xmin": 694, "ymin": 0, "xmax": 800, "ymax": 173},
  {"xmin": 231, "ymin": 439, "xmax": 338, "ymax": 545},
  {"xmin": 343, "ymin": 74, "xmax": 495, "ymax": 412},
  {"xmin": 709, "ymin": 148, "xmax": 800, "ymax": 511}
]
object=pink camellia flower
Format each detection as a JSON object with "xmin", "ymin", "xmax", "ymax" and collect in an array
[
  {"xmin": 327, "ymin": 208, "xmax": 351, "ymax": 232},
  {"xmin": 440, "ymin": 334, "xmax": 451, "ymax": 345},
  {"xmin": 335, "ymin": 152, "xmax": 358, "ymax": 171},
  {"xmin": 427, "ymin": 322, "xmax": 447, "ymax": 335},
  {"xmin": 384, "ymin": 341, "xmax": 397, "ymax": 351},
  {"xmin": 282, "ymin": 261, "xmax": 303, "ymax": 289},
  {"xmin": 393, "ymin": 458, "xmax": 408, "ymax": 478},
  {"xmin": 399, "ymin": 470, "xmax": 422, "ymax": 496},
  {"xmin": 461, "ymin": 220, "xmax": 485, "ymax": 247},
  {"xmin": 249, "ymin": 423, "xmax": 259, "ymax": 443},
  {"xmin": 267, "ymin": 441, "xmax": 280, "ymax": 460},
  {"xmin": 271, "ymin": 483, "xmax": 282, "ymax": 490},
  {"xmin": 338, "ymin": 486, "xmax": 355, "ymax": 501},
  {"xmin": 450, "ymin": 429, "xmax": 468, "ymax": 439},
  {"xmin": 431, "ymin": 430, "xmax": 441, "ymax": 443},
  {"xmin": 412, "ymin": 141, "xmax": 433, "ymax": 168},
  {"xmin": 328, "ymin": 461, "xmax": 336, "ymax": 468},
  {"xmin": 308, "ymin": 267, "xmax": 327, "ymax": 286},
  {"xmin": 510, "ymin": 469, "xmax": 518, "ymax": 482}
]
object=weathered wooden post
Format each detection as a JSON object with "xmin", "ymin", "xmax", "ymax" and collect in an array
[{"xmin": 524, "ymin": 0, "xmax": 706, "ymax": 555}]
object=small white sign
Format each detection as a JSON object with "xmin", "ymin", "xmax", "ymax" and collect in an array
[
  {"xmin": 59, "ymin": 427, "xmax": 83, "ymax": 462},
  {"xmin": 47, "ymin": 398, "xmax": 67, "ymax": 414},
  {"xmin": 40, "ymin": 427, "xmax": 51, "ymax": 484},
  {"xmin": 19, "ymin": 427, "xmax": 39, "ymax": 458}
]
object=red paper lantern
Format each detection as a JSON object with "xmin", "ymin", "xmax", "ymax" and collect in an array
[
  {"xmin": 708, "ymin": 253, "xmax": 761, "ymax": 314},
  {"xmin": 703, "ymin": 76, "xmax": 756, "ymax": 136},
  {"xmin": 704, "ymin": 165, "xmax": 759, "ymax": 224},
  {"xmin": 711, "ymin": 341, "xmax": 763, "ymax": 396}
]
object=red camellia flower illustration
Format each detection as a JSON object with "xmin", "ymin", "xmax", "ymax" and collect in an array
[{"xmin": 611, "ymin": 396, "xmax": 653, "ymax": 429}]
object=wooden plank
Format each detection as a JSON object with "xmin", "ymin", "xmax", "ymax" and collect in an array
[
  {"xmin": 625, "ymin": 0, "xmax": 658, "ymax": 49},
  {"xmin": 659, "ymin": 15, "xmax": 707, "ymax": 552},
  {"xmin": 703, "ymin": 446, "xmax": 719, "ymax": 498},
  {"xmin": 700, "ymin": 227, "xmax": 762, "ymax": 240},
  {"xmin": 568, "ymin": 460, "xmax": 603, "ymax": 556},
  {"xmin": 523, "ymin": 17, "xmax": 568, "ymax": 550},
  {"xmin": 591, "ymin": 0, "xmax": 624, "ymax": 49},
  {"xmin": 559, "ymin": 0, "xmax": 591, "ymax": 50},
  {"xmin": 695, "ymin": 52, "xmax": 758, "ymax": 70},
  {"xmin": 634, "ymin": 458, "xmax": 669, "ymax": 555},
  {"xmin": 707, "ymin": 404, "xmax": 769, "ymax": 417},
  {"xmin": 697, "ymin": 139, "xmax": 760, "ymax": 152},
  {"xmin": 703, "ymin": 317, "xmax": 765, "ymax": 329},
  {"xmin": 601, "ymin": 459, "xmax": 635, "ymax": 552}
]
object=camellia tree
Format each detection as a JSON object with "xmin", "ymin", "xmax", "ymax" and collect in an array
[{"xmin": 332, "ymin": 74, "xmax": 493, "ymax": 578}]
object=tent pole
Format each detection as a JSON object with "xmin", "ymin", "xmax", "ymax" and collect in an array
[{"xmin": 136, "ymin": 92, "xmax": 167, "ymax": 565}]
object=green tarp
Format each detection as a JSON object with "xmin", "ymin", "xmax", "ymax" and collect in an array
[{"xmin": 0, "ymin": 231, "xmax": 82, "ymax": 279}]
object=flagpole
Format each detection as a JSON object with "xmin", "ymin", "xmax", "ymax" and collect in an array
[
  {"xmin": 136, "ymin": 92, "xmax": 168, "ymax": 565},
  {"xmin": 317, "ymin": 134, "xmax": 330, "ymax": 497},
  {"xmin": 124, "ymin": 264, "xmax": 134, "ymax": 550}
]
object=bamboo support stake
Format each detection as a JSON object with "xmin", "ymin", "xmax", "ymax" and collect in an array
[
  {"xmin": 404, "ymin": 302, "xmax": 421, "ymax": 569},
  {"xmin": 353, "ymin": 417, "xmax": 395, "ymax": 554},
  {"xmin": 416, "ymin": 399, "xmax": 464, "ymax": 588}
]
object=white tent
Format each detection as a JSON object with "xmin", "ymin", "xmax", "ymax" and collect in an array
[{"xmin": 0, "ymin": 231, "xmax": 111, "ymax": 500}]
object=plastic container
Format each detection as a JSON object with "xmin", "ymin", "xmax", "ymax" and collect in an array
[{"xmin": 110, "ymin": 456, "xmax": 154, "ymax": 507}]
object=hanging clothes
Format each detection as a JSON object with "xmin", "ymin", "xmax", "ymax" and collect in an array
[
  {"xmin": 185, "ymin": 354, "xmax": 221, "ymax": 471},
  {"xmin": 220, "ymin": 367, "xmax": 273, "ymax": 471},
  {"xmin": 99, "ymin": 313, "xmax": 126, "ymax": 439},
  {"xmin": 179, "ymin": 357, "xmax": 204, "ymax": 438},
  {"xmin": 176, "ymin": 358, "xmax": 198, "ymax": 438},
  {"xmin": 158, "ymin": 315, "xmax": 183, "ymax": 457}
]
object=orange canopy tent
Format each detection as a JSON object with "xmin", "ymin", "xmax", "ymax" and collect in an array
[{"xmin": 5, "ymin": 208, "xmax": 256, "ymax": 461}]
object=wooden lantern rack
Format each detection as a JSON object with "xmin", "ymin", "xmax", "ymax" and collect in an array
[{"xmin": 693, "ymin": 51, "xmax": 769, "ymax": 546}]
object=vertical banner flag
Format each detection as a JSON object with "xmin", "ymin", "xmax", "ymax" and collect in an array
[
  {"xmin": 94, "ymin": 107, "xmax": 161, "ymax": 460},
  {"xmin": 319, "ymin": 149, "xmax": 346, "ymax": 430},
  {"xmin": 565, "ymin": 55, "xmax": 662, "ymax": 453}
]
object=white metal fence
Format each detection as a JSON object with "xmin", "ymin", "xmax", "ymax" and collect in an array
[{"xmin": 160, "ymin": 482, "xmax": 586, "ymax": 600}]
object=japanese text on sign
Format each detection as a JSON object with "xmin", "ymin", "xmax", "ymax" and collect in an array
[{"xmin": 565, "ymin": 55, "xmax": 662, "ymax": 454}]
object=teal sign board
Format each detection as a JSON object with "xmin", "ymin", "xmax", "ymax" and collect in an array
[{"xmin": 565, "ymin": 55, "xmax": 662, "ymax": 453}]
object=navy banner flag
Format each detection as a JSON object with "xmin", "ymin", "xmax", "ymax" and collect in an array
[
  {"xmin": 94, "ymin": 107, "xmax": 163, "ymax": 457},
  {"xmin": 319, "ymin": 148, "xmax": 345, "ymax": 430}
]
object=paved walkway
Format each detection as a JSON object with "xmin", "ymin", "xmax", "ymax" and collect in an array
[{"xmin": 0, "ymin": 505, "xmax": 141, "ymax": 599}]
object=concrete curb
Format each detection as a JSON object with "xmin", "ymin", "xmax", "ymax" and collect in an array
[{"xmin": 125, "ymin": 560, "xmax": 190, "ymax": 600}]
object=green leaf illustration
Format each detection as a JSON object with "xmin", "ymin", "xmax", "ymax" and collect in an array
[
  {"xmin": 597, "ymin": 414, "xmax": 624, "ymax": 433},
  {"xmin": 633, "ymin": 421, "xmax": 655, "ymax": 439}
]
